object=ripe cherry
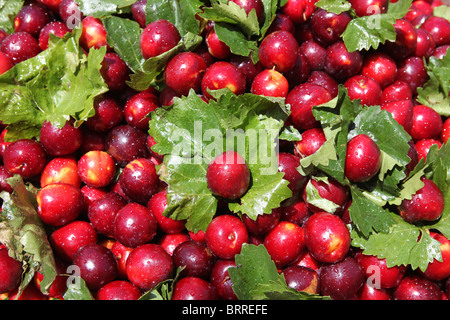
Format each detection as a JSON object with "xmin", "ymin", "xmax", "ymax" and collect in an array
[
  {"xmin": 250, "ymin": 69, "xmax": 289, "ymax": 98},
  {"xmin": 344, "ymin": 75, "xmax": 382, "ymax": 106},
  {"xmin": 37, "ymin": 183, "xmax": 84, "ymax": 227},
  {"xmin": 73, "ymin": 244, "xmax": 118, "ymax": 291},
  {"xmin": 201, "ymin": 61, "xmax": 246, "ymax": 100},
  {"xmin": 282, "ymin": 265, "xmax": 320, "ymax": 294},
  {"xmin": 140, "ymin": 19, "xmax": 180, "ymax": 60},
  {"xmin": 264, "ymin": 221, "xmax": 306, "ymax": 268},
  {"xmin": 40, "ymin": 156, "xmax": 81, "ymax": 188},
  {"xmin": 205, "ymin": 28, "xmax": 232, "ymax": 60},
  {"xmin": 126, "ymin": 243, "xmax": 174, "ymax": 291},
  {"xmin": 286, "ymin": 83, "xmax": 332, "ymax": 132},
  {"xmin": 303, "ymin": 211, "xmax": 351, "ymax": 263},
  {"xmin": 147, "ymin": 190, "xmax": 187, "ymax": 234},
  {"xmin": 399, "ymin": 177, "xmax": 445, "ymax": 223},
  {"xmin": 0, "ymin": 247, "xmax": 22, "ymax": 294},
  {"xmin": 294, "ymin": 127, "xmax": 327, "ymax": 158},
  {"xmin": 39, "ymin": 120, "xmax": 83, "ymax": 157},
  {"xmin": 172, "ymin": 240, "xmax": 214, "ymax": 279},
  {"xmin": 14, "ymin": 2, "xmax": 51, "ymax": 37},
  {"xmin": 410, "ymin": 105, "xmax": 443, "ymax": 141},
  {"xmin": 320, "ymin": 256, "xmax": 365, "ymax": 300},
  {"xmin": 38, "ymin": 21, "xmax": 71, "ymax": 50},
  {"xmin": 206, "ymin": 150, "xmax": 250, "ymax": 200},
  {"xmin": 105, "ymin": 124, "xmax": 150, "ymax": 167},
  {"xmin": 324, "ymin": 41, "xmax": 363, "ymax": 82},
  {"xmin": 281, "ymin": 0, "xmax": 316, "ymax": 24},
  {"xmin": 205, "ymin": 214, "xmax": 249, "ymax": 259},
  {"xmin": 210, "ymin": 259, "xmax": 238, "ymax": 300},
  {"xmin": 96, "ymin": 280, "xmax": 142, "ymax": 300},
  {"xmin": 171, "ymin": 276, "xmax": 219, "ymax": 300},
  {"xmin": 258, "ymin": 30, "xmax": 299, "ymax": 73},
  {"xmin": 345, "ymin": 134, "xmax": 382, "ymax": 183},
  {"xmin": 77, "ymin": 150, "xmax": 116, "ymax": 188},
  {"xmin": 3, "ymin": 139, "xmax": 47, "ymax": 179},
  {"xmin": 1, "ymin": 32, "xmax": 41, "ymax": 64},
  {"xmin": 79, "ymin": 16, "xmax": 109, "ymax": 51},
  {"xmin": 124, "ymin": 91, "xmax": 160, "ymax": 132},
  {"xmin": 164, "ymin": 51, "xmax": 207, "ymax": 96},
  {"xmin": 88, "ymin": 191, "xmax": 127, "ymax": 238},
  {"xmin": 310, "ymin": 9, "xmax": 351, "ymax": 46},
  {"xmin": 393, "ymin": 275, "xmax": 442, "ymax": 300},
  {"xmin": 361, "ymin": 52, "xmax": 398, "ymax": 88},
  {"xmin": 113, "ymin": 202, "xmax": 158, "ymax": 248}
]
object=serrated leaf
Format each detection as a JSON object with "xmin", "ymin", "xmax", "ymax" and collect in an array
[
  {"xmin": 417, "ymin": 48, "xmax": 450, "ymax": 116},
  {"xmin": 148, "ymin": 90, "xmax": 290, "ymax": 232},
  {"xmin": 75, "ymin": 0, "xmax": 136, "ymax": 17},
  {"xmin": 0, "ymin": 175, "xmax": 57, "ymax": 297},
  {"xmin": 228, "ymin": 244, "xmax": 330, "ymax": 300},
  {"xmin": 0, "ymin": 0, "xmax": 24, "ymax": 33},
  {"xmin": 341, "ymin": 0, "xmax": 413, "ymax": 52},
  {"xmin": 351, "ymin": 213, "xmax": 442, "ymax": 271},
  {"xmin": 63, "ymin": 276, "xmax": 94, "ymax": 300},
  {"xmin": 349, "ymin": 187, "xmax": 397, "ymax": 237},
  {"xmin": 199, "ymin": 0, "xmax": 261, "ymax": 37},
  {"xmin": 341, "ymin": 16, "xmax": 396, "ymax": 52},
  {"xmin": 315, "ymin": 0, "xmax": 352, "ymax": 14},
  {"xmin": 214, "ymin": 22, "xmax": 259, "ymax": 59},
  {"xmin": 0, "ymin": 28, "xmax": 108, "ymax": 141},
  {"xmin": 144, "ymin": 0, "xmax": 205, "ymax": 36},
  {"xmin": 259, "ymin": 0, "xmax": 279, "ymax": 38},
  {"xmin": 433, "ymin": 5, "xmax": 450, "ymax": 22},
  {"xmin": 350, "ymin": 105, "xmax": 412, "ymax": 174},
  {"xmin": 158, "ymin": 155, "xmax": 218, "ymax": 233},
  {"xmin": 103, "ymin": 15, "xmax": 145, "ymax": 73}
]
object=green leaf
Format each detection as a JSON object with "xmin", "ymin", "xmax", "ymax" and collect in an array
[
  {"xmin": 228, "ymin": 244, "xmax": 330, "ymax": 300},
  {"xmin": 0, "ymin": 28, "xmax": 108, "ymax": 141},
  {"xmin": 213, "ymin": 22, "xmax": 259, "ymax": 60},
  {"xmin": 63, "ymin": 276, "xmax": 94, "ymax": 300},
  {"xmin": 0, "ymin": 0, "xmax": 24, "ymax": 33},
  {"xmin": 315, "ymin": 0, "xmax": 352, "ymax": 14},
  {"xmin": 199, "ymin": 0, "xmax": 261, "ymax": 37},
  {"xmin": 144, "ymin": 0, "xmax": 205, "ymax": 36},
  {"xmin": 278, "ymin": 125, "xmax": 302, "ymax": 142},
  {"xmin": 259, "ymin": 0, "xmax": 279, "ymax": 38},
  {"xmin": 349, "ymin": 187, "xmax": 397, "ymax": 238},
  {"xmin": 0, "ymin": 175, "xmax": 57, "ymax": 297},
  {"xmin": 433, "ymin": 5, "xmax": 450, "ymax": 22},
  {"xmin": 75, "ymin": 0, "xmax": 137, "ymax": 17},
  {"xmin": 148, "ymin": 90, "xmax": 291, "ymax": 232},
  {"xmin": 341, "ymin": 15, "xmax": 396, "ymax": 52},
  {"xmin": 198, "ymin": 0, "xmax": 262, "ymax": 61},
  {"xmin": 349, "ymin": 105, "xmax": 412, "ymax": 179},
  {"xmin": 103, "ymin": 15, "xmax": 145, "ymax": 73},
  {"xmin": 341, "ymin": 0, "xmax": 413, "ymax": 52},
  {"xmin": 351, "ymin": 213, "xmax": 442, "ymax": 272},
  {"xmin": 417, "ymin": 48, "xmax": 450, "ymax": 116}
]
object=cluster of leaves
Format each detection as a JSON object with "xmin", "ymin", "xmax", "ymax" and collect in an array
[
  {"xmin": 148, "ymin": 89, "xmax": 292, "ymax": 232},
  {"xmin": 0, "ymin": 27, "xmax": 108, "ymax": 142},
  {"xmin": 303, "ymin": 84, "xmax": 450, "ymax": 272}
]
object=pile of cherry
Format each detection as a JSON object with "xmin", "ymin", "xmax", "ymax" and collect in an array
[{"xmin": 0, "ymin": 0, "xmax": 450, "ymax": 300}]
